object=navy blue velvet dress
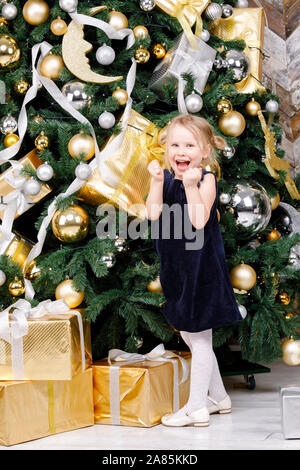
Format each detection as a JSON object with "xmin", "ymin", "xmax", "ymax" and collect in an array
[{"xmin": 154, "ymin": 169, "xmax": 243, "ymax": 332}]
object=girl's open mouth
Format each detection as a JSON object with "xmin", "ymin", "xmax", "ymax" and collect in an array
[{"xmin": 175, "ymin": 159, "xmax": 190, "ymax": 171}]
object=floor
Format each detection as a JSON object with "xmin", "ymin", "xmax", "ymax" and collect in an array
[{"xmin": 2, "ymin": 358, "xmax": 300, "ymax": 451}]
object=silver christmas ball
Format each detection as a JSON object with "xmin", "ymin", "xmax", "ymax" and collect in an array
[
  {"xmin": 61, "ymin": 81, "xmax": 90, "ymax": 111},
  {"xmin": 219, "ymin": 192, "xmax": 231, "ymax": 205},
  {"xmin": 238, "ymin": 304, "xmax": 247, "ymax": 319},
  {"xmin": 0, "ymin": 115, "xmax": 17, "ymax": 135},
  {"xmin": 1, "ymin": 3, "xmax": 18, "ymax": 20},
  {"xmin": 222, "ymin": 146, "xmax": 235, "ymax": 159},
  {"xmin": 59, "ymin": 0, "xmax": 78, "ymax": 12},
  {"xmin": 185, "ymin": 93, "xmax": 203, "ymax": 113},
  {"xmin": 0, "ymin": 269, "xmax": 6, "ymax": 287},
  {"xmin": 222, "ymin": 4, "xmax": 234, "ymax": 18},
  {"xmin": 140, "ymin": 0, "xmax": 155, "ymax": 11},
  {"xmin": 204, "ymin": 3, "xmax": 222, "ymax": 21},
  {"xmin": 36, "ymin": 162, "xmax": 54, "ymax": 181},
  {"xmin": 266, "ymin": 100, "xmax": 279, "ymax": 113},
  {"xmin": 114, "ymin": 237, "xmax": 126, "ymax": 252},
  {"xmin": 201, "ymin": 29, "xmax": 210, "ymax": 42},
  {"xmin": 23, "ymin": 178, "xmax": 41, "ymax": 196},
  {"xmin": 96, "ymin": 44, "xmax": 115, "ymax": 65},
  {"xmin": 98, "ymin": 111, "xmax": 116, "ymax": 129},
  {"xmin": 289, "ymin": 243, "xmax": 300, "ymax": 270},
  {"xmin": 236, "ymin": 0, "xmax": 249, "ymax": 7},
  {"xmin": 225, "ymin": 50, "xmax": 251, "ymax": 82},
  {"xmin": 75, "ymin": 162, "xmax": 92, "ymax": 181},
  {"xmin": 213, "ymin": 57, "xmax": 225, "ymax": 70},
  {"xmin": 101, "ymin": 252, "xmax": 115, "ymax": 268}
]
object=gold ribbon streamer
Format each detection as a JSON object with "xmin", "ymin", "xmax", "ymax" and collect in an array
[
  {"xmin": 47, "ymin": 381, "xmax": 56, "ymax": 435},
  {"xmin": 258, "ymin": 110, "xmax": 300, "ymax": 200}
]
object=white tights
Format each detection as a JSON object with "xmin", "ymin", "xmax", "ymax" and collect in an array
[{"xmin": 174, "ymin": 329, "xmax": 227, "ymax": 415}]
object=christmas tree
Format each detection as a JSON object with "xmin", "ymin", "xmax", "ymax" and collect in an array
[{"xmin": 0, "ymin": 0, "xmax": 299, "ymax": 366}]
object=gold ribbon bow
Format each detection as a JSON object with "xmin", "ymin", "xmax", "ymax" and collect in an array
[{"xmin": 140, "ymin": 126, "xmax": 165, "ymax": 164}]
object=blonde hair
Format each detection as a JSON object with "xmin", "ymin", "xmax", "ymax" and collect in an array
[{"xmin": 159, "ymin": 114, "xmax": 226, "ymax": 172}]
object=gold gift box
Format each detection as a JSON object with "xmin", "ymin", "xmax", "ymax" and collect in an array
[
  {"xmin": 0, "ymin": 231, "xmax": 34, "ymax": 269},
  {"xmin": 0, "ymin": 148, "xmax": 52, "ymax": 220},
  {"xmin": 0, "ymin": 309, "xmax": 92, "ymax": 381},
  {"xmin": 78, "ymin": 110, "xmax": 164, "ymax": 220},
  {"xmin": 155, "ymin": 0, "xmax": 210, "ymax": 28},
  {"xmin": 209, "ymin": 8, "xmax": 265, "ymax": 94},
  {"xmin": 92, "ymin": 350, "xmax": 191, "ymax": 427},
  {"xmin": 0, "ymin": 368, "xmax": 94, "ymax": 446}
]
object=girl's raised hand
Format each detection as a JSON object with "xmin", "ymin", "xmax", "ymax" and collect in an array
[
  {"xmin": 182, "ymin": 167, "xmax": 202, "ymax": 188},
  {"xmin": 147, "ymin": 160, "xmax": 164, "ymax": 183}
]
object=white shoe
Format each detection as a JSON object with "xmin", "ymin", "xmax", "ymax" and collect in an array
[
  {"xmin": 207, "ymin": 395, "xmax": 231, "ymax": 415},
  {"xmin": 161, "ymin": 407, "xmax": 209, "ymax": 427}
]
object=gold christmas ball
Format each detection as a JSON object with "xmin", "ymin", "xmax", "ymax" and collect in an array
[
  {"xmin": 32, "ymin": 115, "xmax": 44, "ymax": 122},
  {"xmin": 230, "ymin": 263, "xmax": 257, "ymax": 291},
  {"xmin": 50, "ymin": 17, "xmax": 68, "ymax": 36},
  {"xmin": 152, "ymin": 43, "xmax": 166, "ymax": 59},
  {"xmin": 23, "ymin": 0, "xmax": 50, "ymax": 25},
  {"xmin": 218, "ymin": 110, "xmax": 246, "ymax": 137},
  {"xmin": 55, "ymin": 279, "xmax": 84, "ymax": 308},
  {"xmin": 270, "ymin": 192, "xmax": 280, "ymax": 210},
  {"xmin": 0, "ymin": 34, "xmax": 21, "ymax": 69},
  {"xmin": 68, "ymin": 133, "xmax": 95, "ymax": 161},
  {"xmin": 282, "ymin": 338, "xmax": 300, "ymax": 366},
  {"xmin": 147, "ymin": 276, "xmax": 163, "ymax": 294},
  {"xmin": 35, "ymin": 131, "xmax": 49, "ymax": 150},
  {"xmin": 112, "ymin": 87, "xmax": 128, "ymax": 106},
  {"xmin": 0, "ymin": 17, "xmax": 9, "ymax": 27},
  {"xmin": 4, "ymin": 133, "xmax": 19, "ymax": 147},
  {"xmin": 24, "ymin": 260, "xmax": 41, "ymax": 281},
  {"xmin": 14, "ymin": 79, "xmax": 30, "ymax": 95},
  {"xmin": 203, "ymin": 161, "xmax": 221, "ymax": 181},
  {"xmin": 277, "ymin": 291, "xmax": 291, "ymax": 305},
  {"xmin": 267, "ymin": 229, "xmax": 281, "ymax": 241},
  {"xmin": 135, "ymin": 45, "xmax": 150, "ymax": 63},
  {"xmin": 285, "ymin": 313, "xmax": 294, "ymax": 320},
  {"xmin": 40, "ymin": 53, "xmax": 64, "ymax": 80},
  {"xmin": 108, "ymin": 10, "xmax": 128, "ymax": 30},
  {"xmin": 217, "ymin": 98, "xmax": 232, "ymax": 114},
  {"xmin": 9, "ymin": 276, "xmax": 25, "ymax": 296},
  {"xmin": 52, "ymin": 205, "xmax": 90, "ymax": 243},
  {"xmin": 245, "ymin": 98, "xmax": 261, "ymax": 116},
  {"xmin": 133, "ymin": 25, "xmax": 149, "ymax": 39}
]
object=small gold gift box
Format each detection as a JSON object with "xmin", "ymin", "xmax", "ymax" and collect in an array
[
  {"xmin": 78, "ymin": 110, "xmax": 164, "ymax": 220},
  {"xmin": 0, "ymin": 149, "xmax": 52, "ymax": 220},
  {"xmin": 92, "ymin": 350, "xmax": 191, "ymax": 427},
  {"xmin": 0, "ymin": 368, "xmax": 94, "ymax": 446},
  {"xmin": 0, "ymin": 230, "xmax": 34, "ymax": 269},
  {"xmin": 209, "ymin": 8, "xmax": 265, "ymax": 94}
]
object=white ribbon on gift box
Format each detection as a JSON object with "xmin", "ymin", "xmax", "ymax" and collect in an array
[
  {"xmin": 0, "ymin": 298, "xmax": 85, "ymax": 379},
  {"xmin": 107, "ymin": 344, "xmax": 189, "ymax": 425}
]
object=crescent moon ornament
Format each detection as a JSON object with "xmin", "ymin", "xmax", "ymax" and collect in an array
[{"xmin": 62, "ymin": 6, "xmax": 123, "ymax": 84}]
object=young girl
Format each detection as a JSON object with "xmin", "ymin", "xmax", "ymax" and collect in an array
[{"xmin": 146, "ymin": 114, "xmax": 243, "ymax": 427}]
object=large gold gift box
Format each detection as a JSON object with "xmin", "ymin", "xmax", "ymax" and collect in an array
[
  {"xmin": 0, "ymin": 231, "xmax": 34, "ymax": 269},
  {"xmin": 0, "ymin": 309, "xmax": 92, "ymax": 381},
  {"xmin": 209, "ymin": 8, "xmax": 265, "ymax": 94},
  {"xmin": 93, "ymin": 350, "xmax": 191, "ymax": 427},
  {"xmin": 0, "ymin": 148, "xmax": 52, "ymax": 220},
  {"xmin": 0, "ymin": 368, "xmax": 94, "ymax": 446},
  {"xmin": 78, "ymin": 110, "xmax": 164, "ymax": 220}
]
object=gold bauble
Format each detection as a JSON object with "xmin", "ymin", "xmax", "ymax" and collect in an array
[
  {"xmin": 267, "ymin": 229, "xmax": 281, "ymax": 241},
  {"xmin": 108, "ymin": 10, "xmax": 128, "ymax": 30},
  {"xmin": 282, "ymin": 338, "xmax": 300, "ymax": 366},
  {"xmin": 40, "ymin": 53, "xmax": 64, "ymax": 80},
  {"xmin": 230, "ymin": 263, "xmax": 256, "ymax": 291},
  {"xmin": 0, "ymin": 17, "xmax": 9, "ymax": 27},
  {"xmin": 14, "ymin": 79, "xmax": 30, "ymax": 95},
  {"xmin": 33, "ymin": 115, "xmax": 44, "ymax": 122},
  {"xmin": 23, "ymin": 0, "xmax": 50, "ymax": 25},
  {"xmin": 9, "ymin": 276, "xmax": 25, "ymax": 296},
  {"xmin": 50, "ymin": 18, "xmax": 68, "ymax": 36},
  {"xmin": 24, "ymin": 260, "xmax": 41, "ymax": 281},
  {"xmin": 245, "ymin": 98, "xmax": 261, "ymax": 116},
  {"xmin": 4, "ymin": 133, "xmax": 19, "ymax": 147},
  {"xmin": 285, "ymin": 313, "xmax": 294, "ymax": 320},
  {"xmin": 152, "ymin": 43, "xmax": 166, "ymax": 59},
  {"xmin": 270, "ymin": 192, "xmax": 280, "ymax": 210},
  {"xmin": 217, "ymin": 98, "xmax": 232, "ymax": 114},
  {"xmin": 133, "ymin": 25, "xmax": 149, "ymax": 39},
  {"xmin": 135, "ymin": 45, "xmax": 150, "ymax": 63},
  {"xmin": 35, "ymin": 131, "xmax": 49, "ymax": 150},
  {"xmin": 112, "ymin": 87, "xmax": 128, "ymax": 106},
  {"xmin": 203, "ymin": 161, "xmax": 221, "ymax": 181},
  {"xmin": 277, "ymin": 291, "xmax": 291, "ymax": 305},
  {"xmin": 147, "ymin": 276, "xmax": 163, "ymax": 294},
  {"xmin": 68, "ymin": 133, "xmax": 95, "ymax": 161},
  {"xmin": 0, "ymin": 34, "xmax": 21, "ymax": 69},
  {"xmin": 218, "ymin": 110, "xmax": 246, "ymax": 137},
  {"xmin": 55, "ymin": 279, "xmax": 84, "ymax": 308},
  {"xmin": 51, "ymin": 205, "xmax": 89, "ymax": 243}
]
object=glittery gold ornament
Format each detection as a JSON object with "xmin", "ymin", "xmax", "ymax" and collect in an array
[
  {"xmin": 245, "ymin": 98, "xmax": 261, "ymax": 116},
  {"xmin": 108, "ymin": 10, "xmax": 128, "ymax": 30},
  {"xmin": 24, "ymin": 259, "xmax": 41, "ymax": 281},
  {"xmin": 135, "ymin": 45, "xmax": 150, "ymax": 63},
  {"xmin": 0, "ymin": 17, "xmax": 9, "ymax": 27},
  {"xmin": 152, "ymin": 43, "xmax": 166, "ymax": 59},
  {"xmin": 68, "ymin": 132, "xmax": 95, "ymax": 160},
  {"xmin": 277, "ymin": 291, "xmax": 291, "ymax": 305},
  {"xmin": 35, "ymin": 131, "xmax": 49, "ymax": 150},
  {"xmin": 4, "ymin": 132, "xmax": 19, "ymax": 147},
  {"xmin": 0, "ymin": 34, "xmax": 21, "ymax": 69},
  {"xmin": 23, "ymin": 0, "xmax": 50, "ymax": 25},
  {"xmin": 14, "ymin": 79, "xmax": 30, "ymax": 95},
  {"xmin": 133, "ymin": 25, "xmax": 149, "ymax": 39},
  {"xmin": 40, "ymin": 53, "xmax": 64, "ymax": 79},
  {"xmin": 55, "ymin": 279, "xmax": 84, "ymax": 308},
  {"xmin": 282, "ymin": 337, "xmax": 300, "ymax": 366},
  {"xmin": 147, "ymin": 276, "xmax": 163, "ymax": 293},
  {"xmin": 270, "ymin": 192, "xmax": 280, "ymax": 210},
  {"xmin": 218, "ymin": 110, "xmax": 246, "ymax": 137},
  {"xmin": 50, "ymin": 17, "xmax": 68, "ymax": 36},
  {"xmin": 217, "ymin": 98, "xmax": 232, "ymax": 114},
  {"xmin": 267, "ymin": 229, "xmax": 281, "ymax": 241},
  {"xmin": 9, "ymin": 276, "xmax": 25, "ymax": 296},
  {"xmin": 230, "ymin": 263, "xmax": 256, "ymax": 291},
  {"xmin": 112, "ymin": 87, "xmax": 128, "ymax": 105},
  {"xmin": 52, "ymin": 205, "xmax": 89, "ymax": 243}
]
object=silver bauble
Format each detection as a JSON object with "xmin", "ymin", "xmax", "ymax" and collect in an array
[
  {"xmin": 204, "ymin": 3, "xmax": 222, "ymax": 21},
  {"xmin": 1, "ymin": 3, "xmax": 18, "ymax": 20},
  {"xmin": 36, "ymin": 162, "xmax": 54, "ymax": 181},
  {"xmin": 219, "ymin": 193, "xmax": 231, "ymax": 205},
  {"xmin": 229, "ymin": 182, "xmax": 272, "ymax": 239},
  {"xmin": 222, "ymin": 146, "xmax": 235, "ymax": 159},
  {"xmin": 222, "ymin": 4, "xmax": 234, "ymax": 18},
  {"xmin": 289, "ymin": 243, "xmax": 300, "ymax": 270},
  {"xmin": 0, "ymin": 269, "xmax": 6, "ymax": 286},
  {"xmin": 23, "ymin": 178, "xmax": 41, "ymax": 196},
  {"xmin": 140, "ymin": 0, "xmax": 155, "ymax": 11},
  {"xmin": 114, "ymin": 237, "xmax": 126, "ymax": 252},
  {"xmin": 59, "ymin": 0, "xmax": 78, "ymax": 12},
  {"xmin": 96, "ymin": 44, "xmax": 116, "ymax": 65},
  {"xmin": 236, "ymin": 0, "xmax": 249, "ymax": 7},
  {"xmin": 75, "ymin": 162, "xmax": 92, "ymax": 181},
  {"xmin": 61, "ymin": 81, "xmax": 90, "ymax": 110},
  {"xmin": 201, "ymin": 29, "xmax": 210, "ymax": 42},
  {"xmin": 185, "ymin": 93, "xmax": 203, "ymax": 113},
  {"xmin": 225, "ymin": 50, "xmax": 251, "ymax": 82},
  {"xmin": 213, "ymin": 57, "xmax": 224, "ymax": 70},
  {"xmin": 0, "ymin": 115, "xmax": 17, "ymax": 135},
  {"xmin": 270, "ymin": 202, "xmax": 298, "ymax": 236},
  {"xmin": 238, "ymin": 304, "xmax": 247, "ymax": 319},
  {"xmin": 101, "ymin": 252, "xmax": 115, "ymax": 268},
  {"xmin": 98, "ymin": 111, "xmax": 116, "ymax": 129},
  {"xmin": 265, "ymin": 100, "xmax": 279, "ymax": 113}
]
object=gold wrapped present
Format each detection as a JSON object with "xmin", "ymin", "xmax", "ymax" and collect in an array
[
  {"xmin": 0, "ymin": 148, "xmax": 52, "ymax": 221},
  {"xmin": 0, "ymin": 300, "xmax": 92, "ymax": 381},
  {"xmin": 0, "ymin": 230, "xmax": 34, "ymax": 269},
  {"xmin": 0, "ymin": 368, "xmax": 94, "ymax": 446},
  {"xmin": 209, "ymin": 8, "xmax": 265, "ymax": 94},
  {"xmin": 78, "ymin": 110, "xmax": 164, "ymax": 220},
  {"xmin": 93, "ymin": 346, "xmax": 191, "ymax": 427}
]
